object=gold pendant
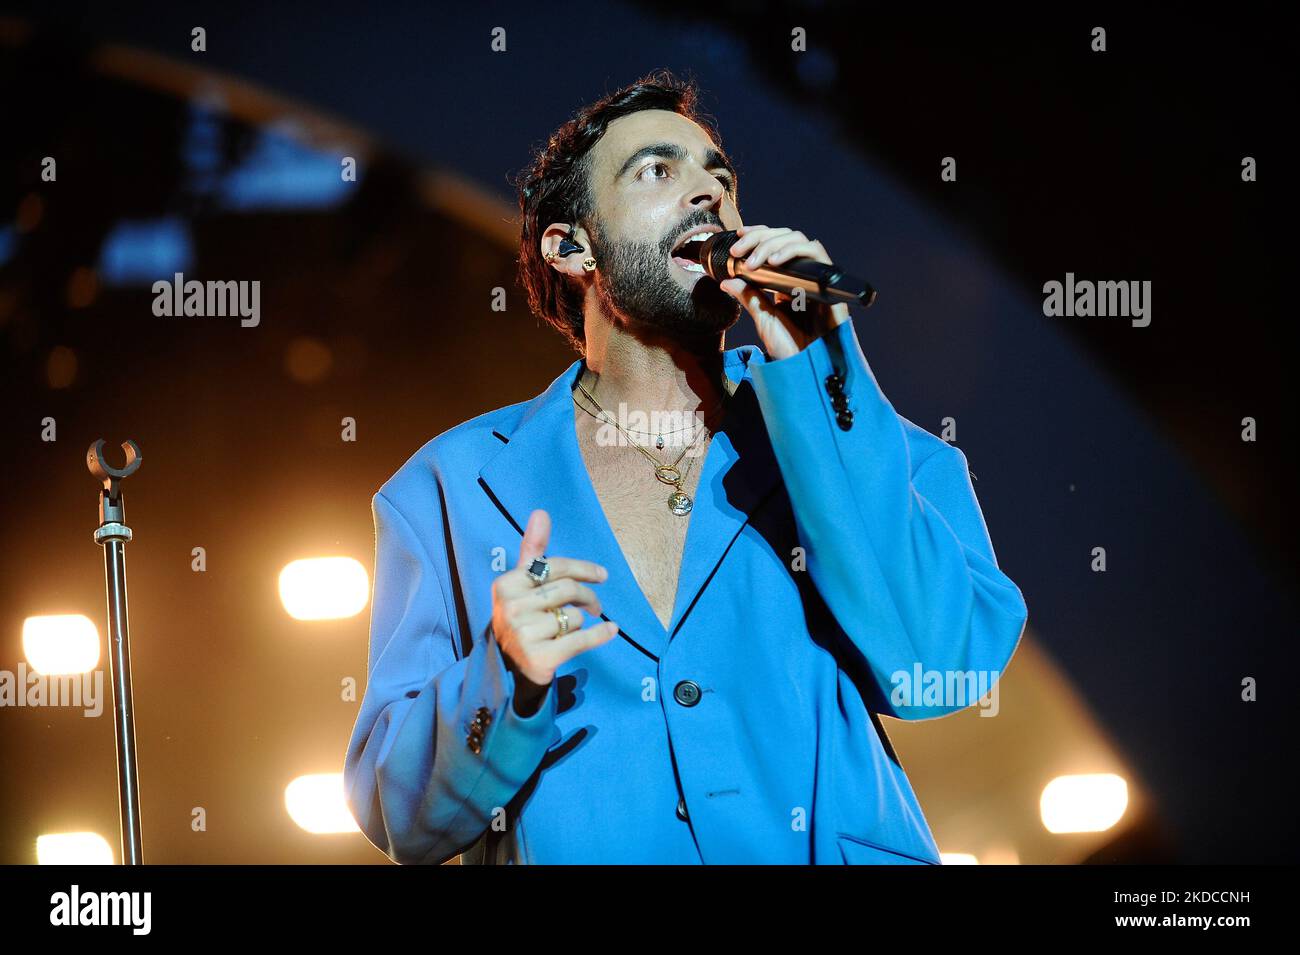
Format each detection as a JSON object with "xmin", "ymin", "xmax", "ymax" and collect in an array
[
  {"xmin": 655, "ymin": 465, "xmax": 682, "ymax": 486},
  {"xmin": 667, "ymin": 490, "xmax": 693, "ymax": 516}
]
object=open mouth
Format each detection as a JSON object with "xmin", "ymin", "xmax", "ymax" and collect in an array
[{"xmin": 669, "ymin": 228, "xmax": 718, "ymax": 275}]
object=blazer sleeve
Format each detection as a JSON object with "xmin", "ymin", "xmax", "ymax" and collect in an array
[
  {"xmin": 343, "ymin": 489, "xmax": 558, "ymax": 864},
  {"xmin": 749, "ymin": 317, "xmax": 1029, "ymax": 721}
]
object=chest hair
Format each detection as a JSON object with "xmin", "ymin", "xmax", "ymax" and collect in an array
[{"xmin": 574, "ymin": 415, "xmax": 710, "ymax": 630}]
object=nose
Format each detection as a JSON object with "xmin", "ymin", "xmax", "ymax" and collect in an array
[{"xmin": 685, "ymin": 168, "xmax": 725, "ymax": 211}]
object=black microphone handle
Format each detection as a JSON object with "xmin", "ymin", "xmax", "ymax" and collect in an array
[{"xmin": 699, "ymin": 230, "xmax": 877, "ymax": 307}]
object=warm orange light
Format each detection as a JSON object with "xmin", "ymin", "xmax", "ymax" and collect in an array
[
  {"xmin": 37, "ymin": 832, "xmax": 114, "ymax": 864},
  {"xmin": 23, "ymin": 614, "xmax": 100, "ymax": 674},
  {"xmin": 284, "ymin": 773, "xmax": 361, "ymax": 834},
  {"xmin": 278, "ymin": 557, "xmax": 368, "ymax": 620},
  {"xmin": 1040, "ymin": 773, "xmax": 1129, "ymax": 833}
]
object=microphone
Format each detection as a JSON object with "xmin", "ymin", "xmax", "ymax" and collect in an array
[{"xmin": 678, "ymin": 229, "xmax": 877, "ymax": 308}]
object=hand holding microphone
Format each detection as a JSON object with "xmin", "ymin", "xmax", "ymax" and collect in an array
[{"xmin": 682, "ymin": 224, "xmax": 874, "ymax": 360}]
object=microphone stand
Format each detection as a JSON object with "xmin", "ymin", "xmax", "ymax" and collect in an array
[{"xmin": 86, "ymin": 439, "xmax": 144, "ymax": 865}]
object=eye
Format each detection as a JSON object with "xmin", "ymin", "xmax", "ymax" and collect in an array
[
  {"xmin": 639, "ymin": 161, "xmax": 734, "ymax": 194},
  {"xmin": 640, "ymin": 161, "xmax": 671, "ymax": 182}
]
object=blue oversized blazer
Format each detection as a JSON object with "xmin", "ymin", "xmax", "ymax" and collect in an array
[{"xmin": 344, "ymin": 317, "xmax": 1028, "ymax": 864}]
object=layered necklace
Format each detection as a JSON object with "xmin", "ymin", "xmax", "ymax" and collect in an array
[{"xmin": 573, "ymin": 372, "xmax": 728, "ymax": 517}]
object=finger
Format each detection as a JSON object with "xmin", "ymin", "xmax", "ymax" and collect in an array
[
  {"xmin": 539, "ymin": 620, "xmax": 621, "ymax": 668},
  {"xmin": 728, "ymin": 225, "xmax": 787, "ymax": 257},
  {"xmin": 719, "ymin": 275, "xmax": 763, "ymax": 305},
  {"xmin": 495, "ymin": 555, "xmax": 610, "ymax": 599},
  {"xmin": 766, "ymin": 237, "xmax": 829, "ymax": 266},
  {"xmin": 730, "ymin": 227, "xmax": 791, "ymax": 259},
  {"xmin": 719, "ymin": 277, "xmax": 750, "ymax": 301},
  {"xmin": 519, "ymin": 578, "xmax": 602, "ymax": 616},
  {"xmin": 537, "ymin": 556, "xmax": 608, "ymax": 584},
  {"xmin": 722, "ymin": 278, "xmax": 782, "ymax": 322},
  {"xmin": 743, "ymin": 231, "xmax": 807, "ymax": 268},
  {"xmin": 515, "ymin": 604, "xmax": 596, "ymax": 642},
  {"xmin": 759, "ymin": 237, "xmax": 832, "ymax": 267},
  {"xmin": 516, "ymin": 509, "xmax": 551, "ymax": 570},
  {"xmin": 511, "ymin": 608, "xmax": 569, "ymax": 644}
]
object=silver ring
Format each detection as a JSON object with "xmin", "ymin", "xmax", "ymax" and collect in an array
[
  {"xmin": 552, "ymin": 607, "xmax": 570, "ymax": 635},
  {"xmin": 526, "ymin": 556, "xmax": 551, "ymax": 585}
]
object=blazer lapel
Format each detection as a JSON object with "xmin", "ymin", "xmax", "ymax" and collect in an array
[
  {"xmin": 477, "ymin": 344, "xmax": 783, "ymax": 661},
  {"xmin": 478, "ymin": 359, "xmax": 672, "ymax": 660},
  {"xmin": 665, "ymin": 345, "xmax": 782, "ymax": 639}
]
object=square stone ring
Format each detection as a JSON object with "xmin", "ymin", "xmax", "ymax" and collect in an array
[{"xmin": 526, "ymin": 556, "xmax": 551, "ymax": 585}]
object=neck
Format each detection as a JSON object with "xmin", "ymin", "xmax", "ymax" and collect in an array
[{"xmin": 579, "ymin": 314, "xmax": 733, "ymax": 420}]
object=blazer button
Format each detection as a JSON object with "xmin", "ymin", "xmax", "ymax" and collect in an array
[
  {"xmin": 673, "ymin": 680, "xmax": 702, "ymax": 707},
  {"xmin": 824, "ymin": 372, "xmax": 844, "ymax": 394},
  {"xmin": 836, "ymin": 409, "xmax": 855, "ymax": 431},
  {"xmin": 830, "ymin": 392, "xmax": 849, "ymax": 412},
  {"xmin": 676, "ymin": 796, "xmax": 689, "ymax": 821}
]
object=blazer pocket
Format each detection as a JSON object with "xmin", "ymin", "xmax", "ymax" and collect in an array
[{"xmin": 835, "ymin": 833, "xmax": 940, "ymax": 865}]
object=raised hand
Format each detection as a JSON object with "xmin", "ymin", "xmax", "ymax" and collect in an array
[{"xmin": 490, "ymin": 509, "xmax": 619, "ymax": 715}]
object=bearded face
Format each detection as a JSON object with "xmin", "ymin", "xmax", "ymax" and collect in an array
[{"xmin": 586, "ymin": 208, "xmax": 740, "ymax": 341}]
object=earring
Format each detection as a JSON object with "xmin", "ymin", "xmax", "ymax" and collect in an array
[
  {"xmin": 582, "ymin": 257, "xmax": 597, "ymax": 272},
  {"xmin": 544, "ymin": 251, "xmax": 560, "ymax": 263}
]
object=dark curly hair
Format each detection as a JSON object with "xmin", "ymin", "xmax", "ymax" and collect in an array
[{"xmin": 513, "ymin": 69, "xmax": 727, "ymax": 355}]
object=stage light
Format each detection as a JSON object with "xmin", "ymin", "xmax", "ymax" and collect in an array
[
  {"xmin": 23, "ymin": 614, "xmax": 100, "ymax": 674},
  {"xmin": 981, "ymin": 846, "xmax": 1021, "ymax": 865},
  {"xmin": 284, "ymin": 773, "xmax": 361, "ymax": 834},
  {"xmin": 37, "ymin": 832, "xmax": 114, "ymax": 864},
  {"xmin": 278, "ymin": 557, "xmax": 368, "ymax": 620},
  {"xmin": 940, "ymin": 852, "xmax": 980, "ymax": 864},
  {"xmin": 1040, "ymin": 773, "xmax": 1129, "ymax": 833}
]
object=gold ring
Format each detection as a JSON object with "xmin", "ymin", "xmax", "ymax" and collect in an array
[{"xmin": 552, "ymin": 607, "xmax": 570, "ymax": 636}]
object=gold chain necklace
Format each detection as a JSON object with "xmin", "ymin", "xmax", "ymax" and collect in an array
[
  {"xmin": 574, "ymin": 375, "xmax": 721, "ymax": 516},
  {"xmin": 572, "ymin": 381, "xmax": 726, "ymax": 449}
]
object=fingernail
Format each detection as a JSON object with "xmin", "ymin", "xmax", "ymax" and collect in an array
[{"xmin": 607, "ymin": 622, "xmax": 619, "ymax": 634}]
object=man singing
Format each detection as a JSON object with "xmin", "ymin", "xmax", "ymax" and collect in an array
[{"xmin": 344, "ymin": 70, "xmax": 1028, "ymax": 864}]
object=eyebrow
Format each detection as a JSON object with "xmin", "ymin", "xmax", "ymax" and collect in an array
[{"xmin": 613, "ymin": 141, "xmax": 737, "ymax": 185}]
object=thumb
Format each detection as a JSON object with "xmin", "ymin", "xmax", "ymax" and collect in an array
[
  {"xmin": 719, "ymin": 277, "xmax": 748, "ymax": 299},
  {"xmin": 517, "ymin": 509, "xmax": 551, "ymax": 569}
]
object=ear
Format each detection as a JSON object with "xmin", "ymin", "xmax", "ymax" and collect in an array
[{"xmin": 541, "ymin": 222, "xmax": 592, "ymax": 278}]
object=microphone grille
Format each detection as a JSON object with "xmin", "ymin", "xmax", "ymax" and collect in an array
[{"xmin": 703, "ymin": 230, "xmax": 739, "ymax": 280}]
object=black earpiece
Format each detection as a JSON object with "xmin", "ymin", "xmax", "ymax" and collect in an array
[{"xmin": 557, "ymin": 223, "xmax": 584, "ymax": 257}]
